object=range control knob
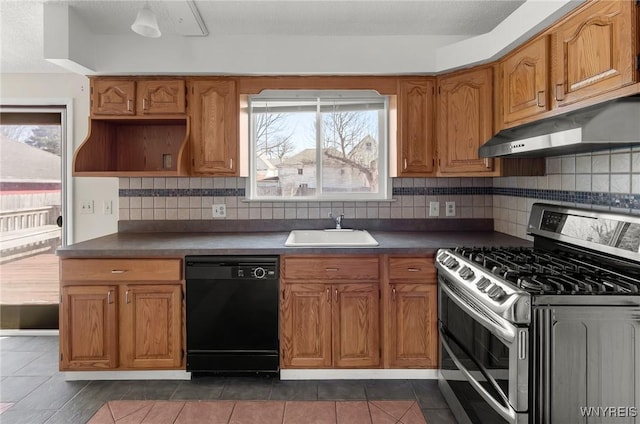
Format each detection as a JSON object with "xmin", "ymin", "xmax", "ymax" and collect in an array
[
  {"xmin": 444, "ymin": 257, "xmax": 459, "ymax": 269},
  {"xmin": 488, "ymin": 285, "xmax": 507, "ymax": 301},
  {"xmin": 253, "ymin": 267, "xmax": 267, "ymax": 279},
  {"xmin": 459, "ymin": 266, "xmax": 475, "ymax": 280},
  {"xmin": 476, "ymin": 277, "xmax": 491, "ymax": 290}
]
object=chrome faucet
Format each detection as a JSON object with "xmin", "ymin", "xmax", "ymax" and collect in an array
[{"xmin": 329, "ymin": 212, "xmax": 344, "ymax": 229}]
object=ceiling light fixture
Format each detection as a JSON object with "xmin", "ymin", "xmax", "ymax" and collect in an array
[{"xmin": 131, "ymin": 5, "xmax": 161, "ymax": 38}]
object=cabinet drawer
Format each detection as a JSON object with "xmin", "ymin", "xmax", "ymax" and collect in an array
[
  {"xmin": 283, "ymin": 256, "xmax": 379, "ymax": 281},
  {"xmin": 61, "ymin": 259, "xmax": 181, "ymax": 282},
  {"xmin": 388, "ymin": 257, "xmax": 436, "ymax": 281}
]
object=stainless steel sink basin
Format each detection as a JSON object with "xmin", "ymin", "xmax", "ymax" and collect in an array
[{"xmin": 285, "ymin": 229, "xmax": 379, "ymax": 247}]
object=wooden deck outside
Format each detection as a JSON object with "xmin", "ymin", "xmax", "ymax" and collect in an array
[{"xmin": 0, "ymin": 252, "xmax": 59, "ymax": 304}]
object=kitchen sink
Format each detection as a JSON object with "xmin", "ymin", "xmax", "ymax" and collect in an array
[{"xmin": 285, "ymin": 229, "xmax": 379, "ymax": 247}]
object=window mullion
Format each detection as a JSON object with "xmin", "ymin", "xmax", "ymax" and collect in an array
[{"xmin": 315, "ymin": 97, "xmax": 323, "ymax": 198}]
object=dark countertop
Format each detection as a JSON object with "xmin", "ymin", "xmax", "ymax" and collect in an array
[{"xmin": 56, "ymin": 230, "xmax": 531, "ymax": 258}]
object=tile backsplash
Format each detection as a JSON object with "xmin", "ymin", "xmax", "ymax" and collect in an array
[
  {"xmin": 494, "ymin": 147, "xmax": 640, "ymax": 240},
  {"xmin": 118, "ymin": 177, "xmax": 493, "ymax": 221},
  {"xmin": 118, "ymin": 147, "xmax": 640, "ymax": 241}
]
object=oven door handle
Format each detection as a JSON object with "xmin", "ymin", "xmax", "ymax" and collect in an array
[
  {"xmin": 440, "ymin": 332, "xmax": 519, "ymax": 424},
  {"xmin": 440, "ymin": 281, "xmax": 516, "ymax": 344}
]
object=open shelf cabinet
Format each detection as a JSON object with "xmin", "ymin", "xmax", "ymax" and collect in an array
[{"xmin": 73, "ymin": 117, "xmax": 190, "ymax": 176}]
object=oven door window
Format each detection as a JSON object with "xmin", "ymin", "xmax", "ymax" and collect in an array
[{"xmin": 440, "ymin": 287, "xmax": 512, "ymax": 411}]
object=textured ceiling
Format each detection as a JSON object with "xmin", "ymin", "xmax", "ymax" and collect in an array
[{"xmin": 0, "ymin": 0, "xmax": 525, "ymax": 73}]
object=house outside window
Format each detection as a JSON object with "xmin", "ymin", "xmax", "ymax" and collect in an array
[{"xmin": 248, "ymin": 90, "xmax": 390, "ymax": 201}]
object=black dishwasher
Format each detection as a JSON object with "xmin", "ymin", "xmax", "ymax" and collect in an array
[{"xmin": 185, "ymin": 256, "xmax": 279, "ymax": 374}]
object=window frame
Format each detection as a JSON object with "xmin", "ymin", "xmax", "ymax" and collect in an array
[{"xmin": 247, "ymin": 90, "xmax": 391, "ymax": 202}]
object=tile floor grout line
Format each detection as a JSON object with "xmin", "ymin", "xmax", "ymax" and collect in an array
[
  {"xmin": 138, "ymin": 399, "xmax": 156, "ymax": 423},
  {"xmin": 171, "ymin": 400, "xmax": 188, "ymax": 424}
]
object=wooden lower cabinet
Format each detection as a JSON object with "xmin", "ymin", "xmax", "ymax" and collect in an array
[
  {"xmin": 59, "ymin": 258, "xmax": 184, "ymax": 371},
  {"xmin": 120, "ymin": 284, "xmax": 183, "ymax": 369},
  {"xmin": 385, "ymin": 283, "xmax": 438, "ymax": 368},
  {"xmin": 60, "ymin": 283, "xmax": 183, "ymax": 371},
  {"xmin": 383, "ymin": 256, "xmax": 438, "ymax": 368},
  {"xmin": 60, "ymin": 285, "xmax": 119, "ymax": 370},
  {"xmin": 281, "ymin": 284, "xmax": 332, "ymax": 368},
  {"xmin": 333, "ymin": 283, "xmax": 380, "ymax": 368},
  {"xmin": 281, "ymin": 282, "xmax": 380, "ymax": 368},
  {"xmin": 280, "ymin": 255, "xmax": 380, "ymax": 369}
]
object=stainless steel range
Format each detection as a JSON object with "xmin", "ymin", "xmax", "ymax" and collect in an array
[{"xmin": 435, "ymin": 203, "xmax": 640, "ymax": 424}]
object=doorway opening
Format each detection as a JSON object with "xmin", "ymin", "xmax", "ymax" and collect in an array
[{"xmin": 0, "ymin": 107, "xmax": 67, "ymax": 329}]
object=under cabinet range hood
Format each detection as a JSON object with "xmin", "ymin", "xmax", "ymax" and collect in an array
[{"xmin": 479, "ymin": 96, "xmax": 640, "ymax": 158}]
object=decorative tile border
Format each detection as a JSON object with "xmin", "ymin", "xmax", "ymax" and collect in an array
[
  {"xmin": 492, "ymin": 187, "xmax": 640, "ymax": 209},
  {"xmin": 119, "ymin": 188, "xmax": 245, "ymax": 197},
  {"xmin": 119, "ymin": 186, "xmax": 640, "ymax": 210}
]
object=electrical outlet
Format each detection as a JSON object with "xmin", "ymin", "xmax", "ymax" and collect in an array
[
  {"xmin": 103, "ymin": 200, "xmax": 113, "ymax": 215},
  {"xmin": 80, "ymin": 200, "xmax": 94, "ymax": 214},
  {"xmin": 212, "ymin": 204, "xmax": 226, "ymax": 218},
  {"xmin": 429, "ymin": 201, "xmax": 440, "ymax": 217},
  {"xmin": 446, "ymin": 201, "xmax": 456, "ymax": 217}
]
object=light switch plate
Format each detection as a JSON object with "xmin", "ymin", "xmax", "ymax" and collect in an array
[
  {"xmin": 429, "ymin": 201, "xmax": 440, "ymax": 217},
  {"xmin": 446, "ymin": 201, "xmax": 456, "ymax": 217},
  {"xmin": 80, "ymin": 200, "xmax": 94, "ymax": 214},
  {"xmin": 103, "ymin": 200, "xmax": 113, "ymax": 215}
]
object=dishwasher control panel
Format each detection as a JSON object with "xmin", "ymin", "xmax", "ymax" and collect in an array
[
  {"xmin": 235, "ymin": 265, "xmax": 276, "ymax": 279},
  {"xmin": 185, "ymin": 256, "xmax": 279, "ymax": 281}
]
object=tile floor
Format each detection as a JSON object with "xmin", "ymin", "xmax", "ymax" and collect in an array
[
  {"xmin": 89, "ymin": 400, "xmax": 428, "ymax": 423},
  {"xmin": 0, "ymin": 336, "xmax": 457, "ymax": 424}
]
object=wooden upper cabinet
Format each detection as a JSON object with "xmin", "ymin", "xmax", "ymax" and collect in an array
[
  {"xmin": 501, "ymin": 36, "xmax": 550, "ymax": 126},
  {"xmin": 397, "ymin": 79, "xmax": 436, "ymax": 176},
  {"xmin": 190, "ymin": 79, "xmax": 238, "ymax": 175},
  {"xmin": 91, "ymin": 79, "xmax": 186, "ymax": 116},
  {"xmin": 137, "ymin": 80, "xmax": 186, "ymax": 115},
  {"xmin": 551, "ymin": 0, "xmax": 636, "ymax": 108},
  {"xmin": 92, "ymin": 79, "xmax": 136, "ymax": 116},
  {"xmin": 437, "ymin": 67, "xmax": 496, "ymax": 175}
]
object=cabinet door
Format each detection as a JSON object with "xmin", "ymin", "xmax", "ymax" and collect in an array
[
  {"xmin": 333, "ymin": 283, "xmax": 380, "ymax": 368},
  {"xmin": 92, "ymin": 80, "xmax": 136, "ymax": 115},
  {"xmin": 60, "ymin": 285, "xmax": 118, "ymax": 370},
  {"xmin": 502, "ymin": 37, "xmax": 549, "ymax": 126},
  {"xmin": 120, "ymin": 284, "xmax": 183, "ymax": 369},
  {"xmin": 387, "ymin": 284, "xmax": 438, "ymax": 368},
  {"xmin": 281, "ymin": 284, "xmax": 332, "ymax": 368},
  {"xmin": 397, "ymin": 79, "xmax": 436, "ymax": 176},
  {"xmin": 190, "ymin": 80, "xmax": 238, "ymax": 175},
  {"xmin": 137, "ymin": 80, "xmax": 186, "ymax": 115},
  {"xmin": 437, "ymin": 67, "xmax": 496, "ymax": 175},
  {"xmin": 552, "ymin": 0, "xmax": 636, "ymax": 108}
]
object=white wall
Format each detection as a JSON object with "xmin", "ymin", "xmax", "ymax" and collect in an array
[{"xmin": 0, "ymin": 73, "xmax": 118, "ymax": 243}]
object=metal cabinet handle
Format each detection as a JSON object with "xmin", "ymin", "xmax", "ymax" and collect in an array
[
  {"xmin": 111, "ymin": 270, "xmax": 127, "ymax": 274},
  {"xmin": 127, "ymin": 99, "xmax": 133, "ymax": 111},
  {"xmin": 143, "ymin": 98, "xmax": 147, "ymax": 110},
  {"xmin": 325, "ymin": 268, "xmax": 339, "ymax": 272},
  {"xmin": 554, "ymin": 83, "xmax": 565, "ymax": 101},
  {"xmin": 484, "ymin": 158, "xmax": 491, "ymax": 169},
  {"xmin": 107, "ymin": 290, "xmax": 113, "ymax": 304},
  {"xmin": 326, "ymin": 287, "xmax": 330, "ymax": 303},
  {"xmin": 407, "ymin": 267, "xmax": 421, "ymax": 272},
  {"xmin": 229, "ymin": 158, "xmax": 233, "ymax": 169},
  {"xmin": 536, "ymin": 90, "xmax": 546, "ymax": 107},
  {"xmin": 403, "ymin": 157, "xmax": 408, "ymax": 170},
  {"xmin": 125, "ymin": 290, "xmax": 130, "ymax": 304},
  {"xmin": 392, "ymin": 287, "xmax": 396, "ymax": 301}
]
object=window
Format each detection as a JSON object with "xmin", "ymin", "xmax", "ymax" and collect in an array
[{"xmin": 248, "ymin": 90, "xmax": 390, "ymax": 201}]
